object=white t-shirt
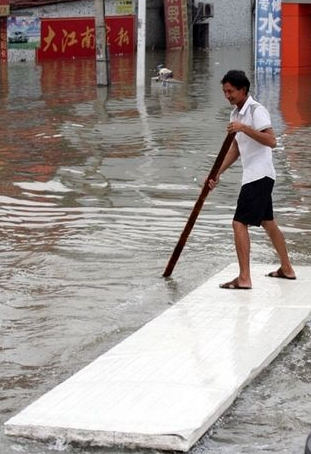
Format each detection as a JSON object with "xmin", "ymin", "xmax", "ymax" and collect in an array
[{"xmin": 230, "ymin": 95, "xmax": 276, "ymax": 185}]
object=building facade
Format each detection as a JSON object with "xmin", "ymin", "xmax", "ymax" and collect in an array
[{"xmin": 1, "ymin": 0, "xmax": 254, "ymax": 62}]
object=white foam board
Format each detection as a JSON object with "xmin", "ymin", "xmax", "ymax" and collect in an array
[{"xmin": 5, "ymin": 263, "xmax": 311, "ymax": 451}]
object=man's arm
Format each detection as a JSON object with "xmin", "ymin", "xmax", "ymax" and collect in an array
[{"xmin": 227, "ymin": 122, "xmax": 276, "ymax": 148}]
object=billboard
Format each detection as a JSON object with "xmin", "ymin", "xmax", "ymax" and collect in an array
[
  {"xmin": 255, "ymin": 0, "xmax": 282, "ymax": 75},
  {"xmin": 7, "ymin": 16, "xmax": 41, "ymax": 49},
  {"xmin": 116, "ymin": 0, "xmax": 134, "ymax": 15}
]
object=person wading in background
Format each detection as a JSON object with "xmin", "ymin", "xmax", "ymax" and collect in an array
[
  {"xmin": 208, "ymin": 70, "xmax": 296, "ymax": 289},
  {"xmin": 156, "ymin": 64, "xmax": 173, "ymax": 81}
]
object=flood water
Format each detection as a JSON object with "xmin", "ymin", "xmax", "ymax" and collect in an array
[{"xmin": 1, "ymin": 45, "xmax": 311, "ymax": 454}]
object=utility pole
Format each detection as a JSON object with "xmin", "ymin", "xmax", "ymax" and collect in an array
[
  {"xmin": 136, "ymin": 0, "xmax": 146, "ymax": 86},
  {"xmin": 94, "ymin": 0, "xmax": 109, "ymax": 86}
]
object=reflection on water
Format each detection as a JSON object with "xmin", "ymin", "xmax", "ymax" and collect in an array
[{"xmin": 1, "ymin": 46, "xmax": 311, "ymax": 454}]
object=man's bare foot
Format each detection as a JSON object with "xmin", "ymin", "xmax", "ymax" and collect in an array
[
  {"xmin": 219, "ymin": 278, "xmax": 252, "ymax": 290},
  {"xmin": 267, "ymin": 267, "xmax": 296, "ymax": 280}
]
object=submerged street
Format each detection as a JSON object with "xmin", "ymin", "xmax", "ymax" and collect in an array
[{"xmin": 1, "ymin": 45, "xmax": 311, "ymax": 453}]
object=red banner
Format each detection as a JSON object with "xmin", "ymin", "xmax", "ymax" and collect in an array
[
  {"xmin": 106, "ymin": 15, "xmax": 135, "ymax": 55},
  {"xmin": 0, "ymin": 17, "xmax": 7, "ymax": 60},
  {"xmin": 37, "ymin": 16, "xmax": 135, "ymax": 61},
  {"xmin": 37, "ymin": 18, "xmax": 95, "ymax": 60},
  {"xmin": 164, "ymin": 0, "xmax": 189, "ymax": 49}
]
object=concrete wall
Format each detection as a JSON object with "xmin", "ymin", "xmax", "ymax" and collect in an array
[{"xmin": 207, "ymin": 0, "xmax": 253, "ymax": 47}]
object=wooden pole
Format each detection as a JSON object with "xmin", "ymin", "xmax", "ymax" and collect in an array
[
  {"xmin": 163, "ymin": 132, "xmax": 236, "ymax": 278},
  {"xmin": 94, "ymin": 0, "xmax": 109, "ymax": 86}
]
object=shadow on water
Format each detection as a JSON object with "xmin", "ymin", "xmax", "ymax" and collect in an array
[{"xmin": 1, "ymin": 46, "xmax": 311, "ymax": 454}]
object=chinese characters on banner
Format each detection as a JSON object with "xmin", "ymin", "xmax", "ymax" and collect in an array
[
  {"xmin": 255, "ymin": 0, "xmax": 282, "ymax": 75},
  {"xmin": 37, "ymin": 16, "xmax": 135, "ymax": 61},
  {"xmin": 164, "ymin": 0, "xmax": 189, "ymax": 49},
  {"xmin": 106, "ymin": 16, "xmax": 134, "ymax": 54}
]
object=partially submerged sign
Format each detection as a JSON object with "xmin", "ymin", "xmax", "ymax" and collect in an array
[
  {"xmin": 164, "ymin": 0, "xmax": 189, "ymax": 49},
  {"xmin": 255, "ymin": 0, "xmax": 282, "ymax": 75},
  {"xmin": 36, "ymin": 16, "xmax": 135, "ymax": 61}
]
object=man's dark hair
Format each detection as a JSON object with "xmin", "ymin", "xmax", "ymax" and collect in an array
[{"xmin": 221, "ymin": 70, "xmax": 250, "ymax": 94}]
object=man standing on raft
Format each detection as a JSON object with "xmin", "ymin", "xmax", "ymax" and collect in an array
[{"xmin": 208, "ymin": 70, "xmax": 296, "ymax": 289}]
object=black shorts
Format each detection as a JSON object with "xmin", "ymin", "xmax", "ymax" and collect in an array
[{"xmin": 234, "ymin": 177, "xmax": 274, "ymax": 227}]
